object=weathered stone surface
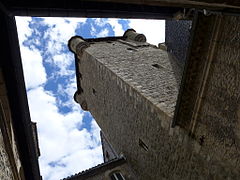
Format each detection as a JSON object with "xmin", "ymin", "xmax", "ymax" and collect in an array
[
  {"xmin": 174, "ymin": 14, "xmax": 219, "ymax": 129},
  {"xmin": 75, "ymin": 40, "xmax": 186, "ymax": 179},
  {"xmin": 72, "ymin": 16, "xmax": 240, "ymax": 179},
  {"xmin": 173, "ymin": 14, "xmax": 240, "ymax": 179},
  {"xmin": 101, "ymin": 131, "xmax": 118, "ymax": 162},
  {"xmin": 0, "ymin": 70, "xmax": 24, "ymax": 180},
  {"xmin": 165, "ymin": 20, "xmax": 191, "ymax": 66},
  {"xmin": 193, "ymin": 15, "xmax": 240, "ymax": 177},
  {"xmin": 0, "ymin": 128, "xmax": 14, "ymax": 180}
]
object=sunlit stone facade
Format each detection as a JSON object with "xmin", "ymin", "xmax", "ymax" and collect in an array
[
  {"xmin": 68, "ymin": 15, "xmax": 240, "ymax": 179},
  {"xmin": 68, "ymin": 29, "xmax": 182, "ymax": 179}
]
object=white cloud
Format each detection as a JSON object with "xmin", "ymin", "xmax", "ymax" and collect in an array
[
  {"xmin": 16, "ymin": 17, "xmax": 165, "ymax": 180},
  {"xmin": 27, "ymin": 87, "xmax": 102, "ymax": 180},
  {"xmin": 90, "ymin": 20, "xmax": 110, "ymax": 37},
  {"xmin": 96, "ymin": 28, "xmax": 109, "ymax": 37},
  {"xmin": 16, "ymin": 16, "xmax": 103, "ymax": 180},
  {"xmin": 90, "ymin": 120, "xmax": 102, "ymax": 147},
  {"xmin": 91, "ymin": 18, "xmax": 125, "ymax": 36},
  {"xmin": 94, "ymin": 18, "xmax": 107, "ymax": 27},
  {"xmin": 91, "ymin": 18, "xmax": 124, "ymax": 37},
  {"xmin": 15, "ymin": 16, "xmax": 33, "ymax": 42},
  {"xmin": 90, "ymin": 24, "xmax": 97, "ymax": 37},
  {"xmin": 16, "ymin": 17, "xmax": 47, "ymax": 89},
  {"xmin": 128, "ymin": 19, "xmax": 165, "ymax": 45},
  {"xmin": 108, "ymin": 19, "xmax": 125, "ymax": 36},
  {"xmin": 41, "ymin": 17, "xmax": 87, "ymax": 76},
  {"xmin": 107, "ymin": 18, "xmax": 165, "ymax": 45},
  {"xmin": 42, "ymin": 17, "xmax": 86, "ymax": 43},
  {"xmin": 20, "ymin": 45, "xmax": 47, "ymax": 89},
  {"xmin": 56, "ymin": 77, "xmax": 79, "ymax": 110},
  {"xmin": 51, "ymin": 54, "xmax": 75, "ymax": 76}
]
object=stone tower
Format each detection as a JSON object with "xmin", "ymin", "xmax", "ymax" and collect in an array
[
  {"xmin": 68, "ymin": 17, "xmax": 240, "ymax": 179},
  {"xmin": 68, "ymin": 29, "xmax": 180, "ymax": 179}
]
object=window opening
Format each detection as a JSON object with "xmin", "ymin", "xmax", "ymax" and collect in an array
[
  {"xmin": 139, "ymin": 138, "xmax": 148, "ymax": 152},
  {"xmin": 127, "ymin": 47, "xmax": 137, "ymax": 52},
  {"xmin": 92, "ymin": 88, "xmax": 96, "ymax": 95},
  {"xmin": 110, "ymin": 172, "xmax": 125, "ymax": 180},
  {"xmin": 106, "ymin": 151, "xmax": 109, "ymax": 159},
  {"xmin": 152, "ymin": 64, "xmax": 160, "ymax": 69}
]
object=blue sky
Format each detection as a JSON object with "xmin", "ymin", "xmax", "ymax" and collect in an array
[{"xmin": 16, "ymin": 17, "xmax": 165, "ymax": 180}]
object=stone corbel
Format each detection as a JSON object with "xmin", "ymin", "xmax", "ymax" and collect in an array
[
  {"xmin": 123, "ymin": 29, "xmax": 146, "ymax": 42},
  {"xmin": 74, "ymin": 91, "xmax": 89, "ymax": 111},
  {"xmin": 68, "ymin": 36, "xmax": 90, "ymax": 57}
]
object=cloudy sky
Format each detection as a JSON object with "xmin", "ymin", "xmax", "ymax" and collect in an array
[{"xmin": 15, "ymin": 17, "xmax": 165, "ymax": 180}]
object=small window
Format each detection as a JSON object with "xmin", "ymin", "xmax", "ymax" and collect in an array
[
  {"xmin": 110, "ymin": 172, "xmax": 125, "ymax": 180},
  {"xmin": 127, "ymin": 47, "xmax": 137, "ymax": 52},
  {"xmin": 106, "ymin": 151, "xmax": 109, "ymax": 159},
  {"xmin": 92, "ymin": 88, "xmax": 96, "ymax": 95},
  {"xmin": 152, "ymin": 64, "xmax": 160, "ymax": 69},
  {"xmin": 139, "ymin": 138, "xmax": 148, "ymax": 152}
]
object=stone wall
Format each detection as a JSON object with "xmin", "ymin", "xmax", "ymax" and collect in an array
[
  {"xmin": 191, "ymin": 15, "xmax": 240, "ymax": 179},
  {"xmin": 0, "ymin": 127, "xmax": 14, "ymax": 180},
  {"xmin": 73, "ymin": 31, "xmax": 240, "ymax": 179},
  {"xmin": 101, "ymin": 131, "xmax": 118, "ymax": 162},
  {"xmin": 75, "ymin": 40, "xmax": 182, "ymax": 179},
  {"xmin": 165, "ymin": 20, "xmax": 192, "ymax": 66},
  {"xmin": 0, "ymin": 70, "xmax": 24, "ymax": 180}
]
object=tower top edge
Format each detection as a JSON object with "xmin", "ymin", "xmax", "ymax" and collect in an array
[
  {"xmin": 68, "ymin": 36, "xmax": 85, "ymax": 52},
  {"xmin": 68, "ymin": 28, "xmax": 147, "ymax": 50}
]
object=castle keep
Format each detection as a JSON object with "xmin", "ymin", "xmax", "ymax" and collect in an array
[
  {"xmin": 0, "ymin": 0, "xmax": 239, "ymax": 179},
  {"xmin": 68, "ymin": 29, "xmax": 180, "ymax": 179},
  {"xmin": 67, "ymin": 13, "xmax": 240, "ymax": 179}
]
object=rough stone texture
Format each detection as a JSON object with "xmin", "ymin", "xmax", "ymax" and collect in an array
[
  {"xmin": 73, "ymin": 21, "xmax": 240, "ymax": 179},
  {"xmin": 165, "ymin": 20, "xmax": 192, "ymax": 66},
  {"xmin": 193, "ymin": 15, "xmax": 240, "ymax": 178},
  {"xmin": 75, "ymin": 40, "xmax": 192, "ymax": 180},
  {"xmin": 173, "ymin": 14, "xmax": 240, "ymax": 179},
  {"xmin": 0, "ymin": 70, "xmax": 24, "ymax": 180},
  {"xmin": 0, "ymin": 126, "xmax": 14, "ymax": 180},
  {"xmin": 81, "ymin": 40, "xmax": 179, "ymax": 116},
  {"xmin": 173, "ymin": 14, "xmax": 218, "ymax": 129},
  {"xmin": 101, "ymin": 131, "xmax": 118, "ymax": 162}
]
